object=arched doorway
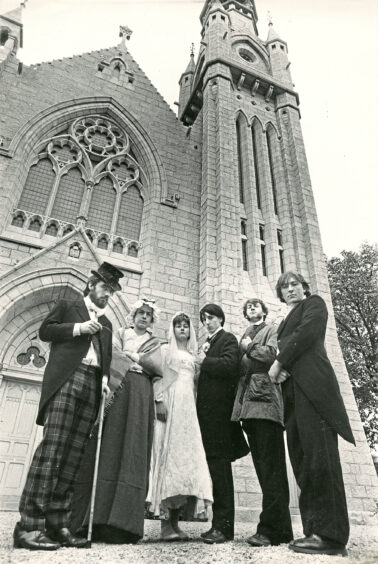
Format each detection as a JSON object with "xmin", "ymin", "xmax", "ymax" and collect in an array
[{"xmin": 0, "ymin": 282, "xmax": 81, "ymax": 510}]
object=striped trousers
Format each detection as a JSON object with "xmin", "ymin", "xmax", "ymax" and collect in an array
[{"xmin": 19, "ymin": 364, "xmax": 100, "ymax": 531}]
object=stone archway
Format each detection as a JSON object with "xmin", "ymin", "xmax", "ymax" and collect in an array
[{"xmin": 0, "ymin": 266, "xmax": 130, "ymax": 509}]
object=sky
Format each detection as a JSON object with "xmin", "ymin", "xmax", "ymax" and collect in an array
[{"xmin": 1, "ymin": 0, "xmax": 377, "ymax": 257}]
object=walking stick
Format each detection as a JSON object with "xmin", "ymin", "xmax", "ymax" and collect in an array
[{"xmin": 85, "ymin": 391, "xmax": 106, "ymax": 549}]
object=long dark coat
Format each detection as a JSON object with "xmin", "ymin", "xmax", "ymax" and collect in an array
[
  {"xmin": 37, "ymin": 298, "xmax": 112, "ymax": 425},
  {"xmin": 277, "ymin": 295, "xmax": 354, "ymax": 444},
  {"xmin": 197, "ymin": 329, "xmax": 249, "ymax": 460}
]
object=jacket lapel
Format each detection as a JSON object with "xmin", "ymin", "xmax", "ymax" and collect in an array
[
  {"xmin": 74, "ymin": 299, "xmax": 90, "ymax": 323},
  {"xmin": 277, "ymin": 301, "xmax": 302, "ymax": 337},
  {"xmin": 208, "ymin": 328, "xmax": 224, "ymax": 351}
]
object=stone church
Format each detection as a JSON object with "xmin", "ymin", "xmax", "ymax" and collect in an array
[{"xmin": 0, "ymin": 0, "xmax": 376, "ymax": 522}]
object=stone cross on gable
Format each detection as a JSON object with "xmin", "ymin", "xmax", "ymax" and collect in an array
[{"xmin": 119, "ymin": 26, "xmax": 133, "ymax": 43}]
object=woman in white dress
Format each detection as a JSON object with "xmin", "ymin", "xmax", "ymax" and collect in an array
[{"xmin": 147, "ymin": 312, "xmax": 213, "ymax": 541}]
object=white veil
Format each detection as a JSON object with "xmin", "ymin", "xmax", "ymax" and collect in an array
[
  {"xmin": 167, "ymin": 311, "xmax": 198, "ymax": 363},
  {"xmin": 155, "ymin": 312, "xmax": 198, "ymax": 396}
]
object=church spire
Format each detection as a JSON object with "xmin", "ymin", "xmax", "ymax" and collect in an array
[
  {"xmin": 178, "ymin": 46, "xmax": 196, "ymax": 119},
  {"xmin": 0, "ymin": 1, "xmax": 27, "ymax": 63},
  {"xmin": 266, "ymin": 19, "xmax": 284, "ymax": 45}
]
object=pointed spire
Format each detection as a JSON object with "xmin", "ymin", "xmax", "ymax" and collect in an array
[
  {"xmin": 184, "ymin": 45, "xmax": 196, "ymax": 74},
  {"xmin": 266, "ymin": 15, "xmax": 286, "ymax": 46},
  {"xmin": 1, "ymin": 1, "xmax": 27, "ymax": 24},
  {"xmin": 210, "ymin": 0, "xmax": 224, "ymax": 10}
]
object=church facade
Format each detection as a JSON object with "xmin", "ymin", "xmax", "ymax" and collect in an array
[{"xmin": 0, "ymin": 0, "xmax": 376, "ymax": 521}]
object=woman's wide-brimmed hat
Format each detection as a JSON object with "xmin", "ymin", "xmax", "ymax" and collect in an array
[{"xmin": 91, "ymin": 262, "xmax": 124, "ymax": 292}]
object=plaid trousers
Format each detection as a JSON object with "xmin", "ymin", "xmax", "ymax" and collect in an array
[{"xmin": 19, "ymin": 364, "xmax": 100, "ymax": 531}]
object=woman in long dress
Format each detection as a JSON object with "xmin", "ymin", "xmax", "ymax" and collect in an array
[
  {"xmin": 71, "ymin": 298, "xmax": 162, "ymax": 543},
  {"xmin": 147, "ymin": 312, "xmax": 213, "ymax": 541}
]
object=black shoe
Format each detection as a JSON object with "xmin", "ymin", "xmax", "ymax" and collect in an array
[
  {"xmin": 247, "ymin": 532, "xmax": 272, "ymax": 547},
  {"xmin": 13, "ymin": 523, "xmax": 60, "ymax": 550},
  {"xmin": 202, "ymin": 529, "xmax": 232, "ymax": 544},
  {"xmin": 289, "ymin": 534, "xmax": 347, "ymax": 556},
  {"xmin": 200, "ymin": 527, "xmax": 214, "ymax": 539},
  {"xmin": 48, "ymin": 527, "xmax": 87, "ymax": 548}
]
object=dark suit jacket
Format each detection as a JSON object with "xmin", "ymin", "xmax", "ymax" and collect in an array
[
  {"xmin": 197, "ymin": 329, "xmax": 249, "ymax": 460},
  {"xmin": 277, "ymin": 295, "xmax": 354, "ymax": 444},
  {"xmin": 36, "ymin": 298, "xmax": 113, "ymax": 425}
]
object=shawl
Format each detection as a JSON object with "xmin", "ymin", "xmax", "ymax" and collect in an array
[{"xmin": 105, "ymin": 335, "xmax": 163, "ymax": 414}]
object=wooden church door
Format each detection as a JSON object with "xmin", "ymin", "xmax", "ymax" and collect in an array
[{"xmin": 0, "ymin": 378, "xmax": 42, "ymax": 510}]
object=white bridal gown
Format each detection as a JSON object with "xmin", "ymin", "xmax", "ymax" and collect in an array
[{"xmin": 147, "ymin": 346, "xmax": 213, "ymax": 519}]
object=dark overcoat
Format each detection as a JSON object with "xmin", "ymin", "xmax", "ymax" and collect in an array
[
  {"xmin": 37, "ymin": 298, "xmax": 112, "ymax": 425},
  {"xmin": 277, "ymin": 294, "xmax": 354, "ymax": 444},
  {"xmin": 197, "ymin": 329, "xmax": 249, "ymax": 460}
]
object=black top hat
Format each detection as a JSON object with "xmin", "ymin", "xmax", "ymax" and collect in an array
[{"xmin": 91, "ymin": 262, "xmax": 124, "ymax": 292}]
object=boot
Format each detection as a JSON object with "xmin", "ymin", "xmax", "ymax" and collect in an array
[
  {"xmin": 160, "ymin": 518, "xmax": 180, "ymax": 541},
  {"xmin": 170, "ymin": 508, "xmax": 189, "ymax": 540}
]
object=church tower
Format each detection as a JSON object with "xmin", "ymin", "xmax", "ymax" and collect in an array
[
  {"xmin": 0, "ymin": 3, "xmax": 23, "ymax": 67},
  {"xmin": 181, "ymin": 0, "xmax": 377, "ymax": 522}
]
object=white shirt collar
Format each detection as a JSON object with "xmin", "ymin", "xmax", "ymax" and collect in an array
[
  {"xmin": 84, "ymin": 295, "xmax": 107, "ymax": 317},
  {"xmin": 208, "ymin": 326, "xmax": 223, "ymax": 340}
]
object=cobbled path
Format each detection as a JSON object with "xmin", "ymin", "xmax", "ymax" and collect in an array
[{"xmin": 1, "ymin": 513, "xmax": 377, "ymax": 563}]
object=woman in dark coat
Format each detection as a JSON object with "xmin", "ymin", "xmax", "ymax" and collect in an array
[
  {"xmin": 269, "ymin": 272, "xmax": 354, "ymax": 557},
  {"xmin": 71, "ymin": 298, "xmax": 162, "ymax": 544}
]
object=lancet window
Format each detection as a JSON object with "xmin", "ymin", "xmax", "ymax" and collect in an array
[
  {"xmin": 236, "ymin": 119, "xmax": 245, "ymax": 204},
  {"xmin": 11, "ymin": 116, "xmax": 145, "ymax": 256}
]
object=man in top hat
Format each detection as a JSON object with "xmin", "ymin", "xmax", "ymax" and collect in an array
[
  {"xmin": 197, "ymin": 304, "xmax": 249, "ymax": 545},
  {"xmin": 13, "ymin": 262, "xmax": 123, "ymax": 550}
]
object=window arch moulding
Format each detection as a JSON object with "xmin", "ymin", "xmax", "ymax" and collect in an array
[
  {"xmin": 231, "ymin": 36, "xmax": 271, "ymax": 73},
  {"xmin": 4, "ymin": 97, "xmax": 168, "ymax": 203},
  {"xmin": 10, "ymin": 114, "xmax": 145, "ymax": 236}
]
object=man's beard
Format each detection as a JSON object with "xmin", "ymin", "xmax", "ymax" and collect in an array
[{"xmin": 89, "ymin": 291, "xmax": 108, "ymax": 309}]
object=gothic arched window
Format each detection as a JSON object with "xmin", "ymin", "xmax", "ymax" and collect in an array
[
  {"xmin": 13, "ymin": 115, "xmax": 145, "ymax": 254},
  {"xmin": 117, "ymin": 186, "xmax": 144, "ymax": 240},
  {"xmin": 18, "ymin": 159, "xmax": 55, "ymax": 213},
  {"xmin": 51, "ymin": 167, "xmax": 85, "ymax": 222},
  {"xmin": 251, "ymin": 122, "xmax": 262, "ymax": 210},
  {"xmin": 236, "ymin": 119, "xmax": 245, "ymax": 204},
  {"xmin": 87, "ymin": 176, "xmax": 116, "ymax": 233}
]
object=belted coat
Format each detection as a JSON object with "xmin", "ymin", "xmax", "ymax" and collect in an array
[{"xmin": 37, "ymin": 298, "xmax": 112, "ymax": 425}]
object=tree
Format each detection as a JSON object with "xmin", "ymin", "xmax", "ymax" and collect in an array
[{"xmin": 327, "ymin": 243, "xmax": 378, "ymax": 449}]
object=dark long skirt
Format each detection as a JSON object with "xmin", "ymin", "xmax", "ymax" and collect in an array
[{"xmin": 71, "ymin": 370, "xmax": 154, "ymax": 543}]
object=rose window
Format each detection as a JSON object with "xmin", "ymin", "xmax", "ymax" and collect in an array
[{"xmin": 72, "ymin": 116, "xmax": 129, "ymax": 162}]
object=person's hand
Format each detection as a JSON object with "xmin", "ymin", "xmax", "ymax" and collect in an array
[
  {"xmin": 80, "ymin": 320, "xmax": 102, "ymax": 335},
  {"xmin": 240, "ymin": 336, "xmax": 252, "ymax": 352},
  {"xmin": 124, "ymin": 351, "xmax": 139, "ymax": 363},
  {"xmin": 268, "ymin": 360, "xmax": 282, "ymax": 383},
  {"xmin": 101, "ymin": 376, "xmax": 111, "ymax": 398},
  {"xmin": 195, "ymin": 350, "xmax": 206, "ymax": 365},
  {"xmin": 155, "ymin": 401, "xmax": 168, "ymax": 422},
  {"xmin": 276, "ymin": 369, "xmax": 290, "ymax": 384}
]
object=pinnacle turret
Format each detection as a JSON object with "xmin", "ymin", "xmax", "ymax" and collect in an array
[
  {"xmin": 266, "ymin": 21, "xmax": 286, "ymax": 47},
  {"xmin": 0, "ymin": 1, "xmax": 26, "ymax": 65}
]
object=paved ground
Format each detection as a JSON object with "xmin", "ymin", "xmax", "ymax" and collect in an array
[{"xmin": 1, "ymin": 513, "xmax": 377, "ymax": 564}]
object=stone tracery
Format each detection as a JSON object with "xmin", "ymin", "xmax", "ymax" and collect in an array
[{"xmin": 11, "ymin": 115, "xmax": 144, "ymax": 257}]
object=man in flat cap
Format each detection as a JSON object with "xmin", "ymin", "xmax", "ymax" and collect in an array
[
  {"xmin": 197, "ymin": 304, "xmax": 248, "ymax": 544},
  {"xmin": 13, "ymin": 262, "xmax": 123, "ymax": 551}
]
